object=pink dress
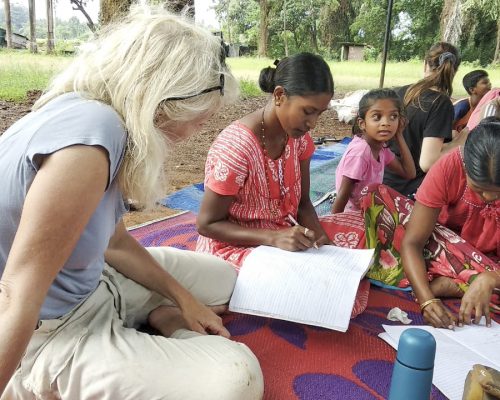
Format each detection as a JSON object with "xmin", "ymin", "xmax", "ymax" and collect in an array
[{"xmin": 335, "ymin": 136, "xmax": 395, "ymax": 211}]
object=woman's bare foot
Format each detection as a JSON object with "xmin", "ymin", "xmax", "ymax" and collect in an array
[
  {"xmin": 148, "ymin": 306, "xmax": 187, "ymax": 337},
  {"xmin": 148, "ymin": 304, "xmax": 229, "ymax": 337},
  {"xmin": 210, "ymin": 304, "xmax": 228, "ymax": 315},
  {"xmin": 430, "ymin": 276, "xmax": 463, "ymax": 298}
]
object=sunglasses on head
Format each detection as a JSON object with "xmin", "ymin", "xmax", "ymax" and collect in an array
[{"xmin": 162, "ymin": 42, "xmax": 226, "ymax": 102}]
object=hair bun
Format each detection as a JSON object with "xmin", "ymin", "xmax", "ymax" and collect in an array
[{"xmin": 258, "ymin": 66, "xmax": 276, "ymax": 93}]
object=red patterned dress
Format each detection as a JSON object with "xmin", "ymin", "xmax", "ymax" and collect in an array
[
  {"xmin": 196, "ymin": 121, "xmax": 369, "ymax": 316},
  {"xmin": 361, "ymin": 149, "xmax": 499, "ymax": 309}
]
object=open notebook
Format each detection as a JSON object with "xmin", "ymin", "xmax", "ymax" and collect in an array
[{"xmin": 229, "ymin": 245, "xmax": 375, "ymax": 332}]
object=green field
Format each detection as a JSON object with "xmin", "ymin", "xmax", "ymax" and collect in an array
[
  {"xmin": 1, "ymin": 49, "xmax": 499, "ymax": 101},
  {"xmin": 229, "ymin": 57, "xmax": 500, "ymax": 98},
  {"xmin": 0, "ymin": 50, "xmax": 71, "ymax": 101}
]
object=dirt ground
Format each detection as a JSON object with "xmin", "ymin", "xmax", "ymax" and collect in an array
[{"xmin": 0, "ymin": 91, "xmax": 352, "ymax": 227}]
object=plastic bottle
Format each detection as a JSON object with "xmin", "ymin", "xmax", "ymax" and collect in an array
[{"xmin": 388, "ymin": 328, "xmax": 436, "ymax": 400}]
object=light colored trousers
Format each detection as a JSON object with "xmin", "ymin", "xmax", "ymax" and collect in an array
[{"xmin": 3, "ymin": 247, "xmax": 264, "ymax": 400}]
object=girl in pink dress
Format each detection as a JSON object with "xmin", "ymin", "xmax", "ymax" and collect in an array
[
  {"xmin": 196, "ymin": 53, "xmax": 369, "ymax": 317},
  {"xmin": 332, "ymin": 89, "xmax": 416, "ymax": 213}
]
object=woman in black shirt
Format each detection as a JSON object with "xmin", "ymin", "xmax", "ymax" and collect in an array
[{"xmin": 384, "ymin": 42, "xmax": 465, "ymax": 197}]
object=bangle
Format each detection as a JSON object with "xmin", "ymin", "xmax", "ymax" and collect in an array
[{"xmin": 419, "ymin": 298, "xmax": 441, "ymax": 312}]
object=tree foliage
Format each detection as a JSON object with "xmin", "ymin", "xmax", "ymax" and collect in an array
[
  {"xmin": 350, "ymin": 0, "xmax": 443, "ymax": 61},
  {"xmin": 211, "ymin": 0, "xmax": 497, "ymax": 64},
  {"xmin": 0, "ymin": 1, "xmax": 28, "ymax": 33},
  {"xmin": 461, "ymin": 0, "xmax": 500, "ymax": 64}
]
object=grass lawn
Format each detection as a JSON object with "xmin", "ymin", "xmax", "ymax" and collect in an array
[
  {"xmin": 0, "ymin": 50, "xmax": 71, "ymax": 101},
  {"xmin": 1, "ymin": 49, "xmax": 499, "ymax": 101},
  {"xmin": 229, "ymin": 57, "xmax": 500, "ymax": 98}
]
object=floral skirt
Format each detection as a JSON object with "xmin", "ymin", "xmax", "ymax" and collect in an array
[{"xmin": 360, "ymin": 184, "xmax": 499, "ymax": 295}]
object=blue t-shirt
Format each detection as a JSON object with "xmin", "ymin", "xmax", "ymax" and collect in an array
[
  {"xmin": 0, "ymin": 93, "xmax": 128, "ymax": 319},
  {"xmin": 453, "ymin": 98, "xmax": 471, "ymax": 122}
]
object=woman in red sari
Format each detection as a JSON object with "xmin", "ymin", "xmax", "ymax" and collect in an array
[
  {"xmin": 402, "ymin": 118, "xmax": 500, "ymax": 329},
  {"xmin": 360, "ymin": 118, "xmax": 499, "ymax": 328},
  {"xmin": 196, "ymin": 53, "xmax": 369, "ymax": 316}
]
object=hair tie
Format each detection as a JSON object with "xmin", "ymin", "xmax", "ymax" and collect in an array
[
  {"xmin": 438, "ymin": 52, "xmax": 456, "ymax": 67},
  {"xmin": 273, "ymin": 59, "xmax": 280, "ymax": 67}
]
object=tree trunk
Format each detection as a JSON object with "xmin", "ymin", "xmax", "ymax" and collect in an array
[
  {"xmin": 28, "ymin": 0, "xmax": 37, "ymax": 53},
  {"xmin": 310, "ymin": 23, "xmax": 319, "ymax": 53},
  {"xmin": 440, "ymin": 0, "xmax": 453, "ymax": 37},
  {"xmin": 100, "ymin": 0, "xmax": 133, "ymax": 26},
  {"xmin": 3, "ymin": 0, "xmax": 12, "ymax": 48},
  {"xmin": 283, "ymin": 0, "xmax": 288, "ymax": 56},
  {"xmin": 46, "ymin": 0, "xmax": 55, "ymax": 53},
  {"xmin": 440, "ymin": 0, "xmax": 461, "ymax": 44},
  {"xmin": 258, "ymin": 0, "xmax": 270, "ymax": 57},
  {"xmin": 495, "ymin": 18, "xmax": 500, "ymax": 64}
]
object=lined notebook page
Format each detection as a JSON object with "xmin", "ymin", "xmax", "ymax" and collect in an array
[
  {"xmin": 380, "ymin": 323, "xmax": 500, "ymax": 400},
  {"xmin": 440, "ymin": 321, "xmax": 500, "ymax": 367},
  {"xmin": 229, "ymin": 245, "xmax": 374, "ymax": 332}
]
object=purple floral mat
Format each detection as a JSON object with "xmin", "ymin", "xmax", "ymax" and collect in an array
[{"xmin": 129, "ymin": 212, "xmax": 499, "ymax": 399}]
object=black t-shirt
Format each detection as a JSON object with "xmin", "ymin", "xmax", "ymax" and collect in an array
[{"xmin": 383, "ymin": 85, "xmax": 453, "ymax": 196}]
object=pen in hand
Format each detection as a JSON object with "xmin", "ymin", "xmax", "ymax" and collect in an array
[{"xmin": 287, "ymin": 214, "xmax": 319, "ymax": 249}]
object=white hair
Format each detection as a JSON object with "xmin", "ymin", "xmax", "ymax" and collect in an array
[{"xmin": 34, "ymin": 5, "xmax": 238, "ymax": 208}]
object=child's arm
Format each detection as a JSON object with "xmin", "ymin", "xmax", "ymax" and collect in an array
[
  {"xmin": 331, "ymin": 176, "xmax": 356, "ymax": 213},
  {"xmin": 386, "ymin": 128, "xmax": 417, "ymax": 179}
]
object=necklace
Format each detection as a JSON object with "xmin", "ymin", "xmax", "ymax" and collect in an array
[{"xmin": 260, "ymin": 107, "xmax": 288, "ymax": 200}]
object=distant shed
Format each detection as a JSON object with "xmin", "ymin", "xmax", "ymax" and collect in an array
[
  {"xmin": 339, "ymin": 42, "xmax": 367, "ymax": 61},
  {"xmin": 0, "ymin": 28, "xmax": 29, "ymax": 49}
]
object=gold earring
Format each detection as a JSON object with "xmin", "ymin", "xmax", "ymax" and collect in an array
[{"xmin": 275, "ymin": 100, "xmax": 280, "ymax": 106}]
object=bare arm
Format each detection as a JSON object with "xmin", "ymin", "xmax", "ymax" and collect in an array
[
  {"xmin": 197, "ymin": 159, "xmax": 321, "ymax": 252},
  {"xmin": 0, "ymin": 146, "xmax": 109, "ymax": 395},
  {"xmin": 197, "ymin": 189, "xmax": 277, "ymax": 246},
  {"xmin": 197, "ymin": 187, "xmax": 315, "ymax": 251},
  {"xmin": 420, "ymin": 134, "xmax": 468, "ymax": 173},
  {"xmin": 401, "ymin": 201, "xmax": 456, "ymax": 329},
  {"xmin": 331, "ymin": 176, "xmax": 356, "ymax": 214},
  {"xmin": 459, "ymin": 270, "xmax": 498, "ymax": 327},
  {"xmin": 419, "ymin": 137, "xmax": 445, "ymax": 172},
  {"xmin": 386, "ymin": 131, "xmax": 417, "ymax": 179},
  {"xmin": 105, "ymin": 222, "xmax": 229, "ymax": 337}
]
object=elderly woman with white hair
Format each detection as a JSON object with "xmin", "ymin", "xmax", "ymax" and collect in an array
[{"xmin": 0, "ymin": 6, "xmax": 263, "ymax": 399}]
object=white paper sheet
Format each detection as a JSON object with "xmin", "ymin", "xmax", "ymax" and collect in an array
[
  {"xmin": 380, "ymin": 322, "xmax": 500, "ymax": 400},
  {"xmin": 229, "ymin": 245, "xmax": 374, "ymax": 332}
]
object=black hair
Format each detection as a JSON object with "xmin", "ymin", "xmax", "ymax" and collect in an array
[
  {"xmin": 462, "ymin": 69, "xmax": 489, "ymax": 95},
  {"xmin": 258, "ymin": 52, "xmax": 334, "ymax": 96},
  {"xmin": 463, "ymin": 116, "xmax": 500, "ymax": 186},
  {"xmin": 352, "ymin": 88, "xmax": 404, "ymax": 136}
]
